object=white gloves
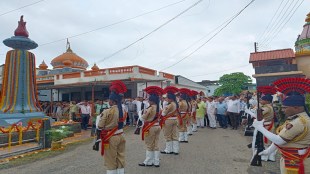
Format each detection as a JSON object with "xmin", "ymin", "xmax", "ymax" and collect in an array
[
  {"xmin": 95, "ymin": 114, "xmax": 102, "ymax": 129},
  {"xmin": 258, "ymin": 143, "xmax": 277, "ymax": 156},
  {"xmin": 252, "ymin": 119, "xmax": 286, "ymax": 145},
  {"xmin": 244, "ymin": 108, "xmax": 256, "ymax": 118},
  {"xmin": 138, "ymin": 110, "xmax": 144, "ymax": 121},
  {"xmin": 252, "ymin": 119, "xmax": 265, "ymax": 130}
]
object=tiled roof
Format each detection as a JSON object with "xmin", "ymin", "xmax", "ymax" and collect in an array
[{"xmin": 249, "ymin": 48, "xmax": 295, "ymax": 63}]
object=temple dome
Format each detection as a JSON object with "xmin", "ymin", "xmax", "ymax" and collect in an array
[
  {"xmin": 63, "ymin": 59, "xmax": 73, "ymax": 67},
  {"xmin": 51, "ymin": 43, "xmax": 88, "ymax": 70},
  {"xmin": 91, "ymin": 63, "xmax": 99, "ymax": 71},
  {"xmin": 38, "ymin": 60, "xmax": 48, "ymax": 70}
]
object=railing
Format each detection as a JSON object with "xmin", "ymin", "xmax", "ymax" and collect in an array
[
  {"xmin": 161, "ymin": 72, "xmax": 174, "ymax": 80},
  {"xmin": 62, "ymin": 72, "xmax": 81, "ymax": 79},
  {"xmin": 138, "ymin": 66, "xmax": 156, "ymax": 75},
  {"xmin": 84, "ymin": 69, "xmax": 106, "ymax": 77},
  {"xmin": 109, "ymin": 66, "xmax": 134, "ymax": 74},
  {"xmin": 38, "ymin": 65, "xmax": 160, "ymax": 81}
]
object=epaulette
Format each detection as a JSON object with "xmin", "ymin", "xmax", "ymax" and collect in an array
[{"xmin": 286, "ymin": 115, "xmax": 300, "ymax": 121}]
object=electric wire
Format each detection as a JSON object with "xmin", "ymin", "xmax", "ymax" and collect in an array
[
  {"xmin": 39, "ymin": 0, "xmax": 188, "ymax": 47},
  {"xmin": 260, "ymin": 0, "xmax": 295, "ymax": 45},
  {"xmin": 159, "ymin": 0, "xmax": 256, "ymax": 71},
  {"xmin": 97, "ymin": 0, "xmax": 204, "ymax": 64},
  {"xmin": 0, "ymin": 0, "xmax": 45, "ymax": 17},
  {"xmin": 262, "ymin": 0, "xmax": 304, "ymax": 48},
  {"xmin": 256, "ymin": 0, "xmax": 285, "ymax": 44},
  {"xmin": 189, "ymin": 64, "xmax": 250, "ymax": 78}
]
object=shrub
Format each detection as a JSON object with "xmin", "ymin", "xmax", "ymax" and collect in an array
[{"xmin": 46, "ymin": 126, "xmax": 73, "ymax": 142}]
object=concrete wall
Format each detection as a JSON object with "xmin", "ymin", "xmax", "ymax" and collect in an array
[
  {"xmin": 256, "ymin": 74, "xmax": 304, "ymax": 86},
  {"xmin": 206, "ymin": 85, "xmax": 219, "ymax": 96},
  {"xmin": 254, "ymin": 64, "xmax": 298, "ymax": 74}
]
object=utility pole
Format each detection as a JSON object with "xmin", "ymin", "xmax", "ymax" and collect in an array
[{"xmin": 254, "ymin": 42, "xmax": 258, "ymax": 53}]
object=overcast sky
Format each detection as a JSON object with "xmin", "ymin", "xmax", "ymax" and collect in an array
[{"xmin": 0, "ymin": 0, "xmax": 309, "ymax": 82}]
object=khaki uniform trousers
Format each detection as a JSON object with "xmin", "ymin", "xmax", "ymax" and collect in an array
[
  {"xmin": 144, "ymin": 125, "xmax": 161, "ymax": 151},
  {"xmin": 191, "ymin": 112, "xmax": 197, "ymax": 124},
  {"xmin": 280, "ymin": 157, "xmax": 310, "ymax": 174},
  {"xmin": 163, "ymin": 119, "xmax": 178, "ymax": 141},
  {"xmin": 178, "ymin": 115, "xmax": 189, "ymax": 132},
  {"xmin": 104, "ymin": 134, "xmax": 126, "ymax": 170}
]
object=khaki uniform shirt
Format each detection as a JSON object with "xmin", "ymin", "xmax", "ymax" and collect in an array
[
  {"xmin": 142, "ymin": 105, "xmax": 157, "ymax": 122},
  {"xmin": 262, "ymin": 104, "xmax": 274, "ymax": 122},
  {"xmin": 278, "ymin": 112, "xmax": 310, "ymax": 149},
  {"xmin": 162, "ymin": 102, "xmax": 177, "ymax": 116},
  {"xmin": 191, "ymin": 100, "xmax": 197, "ymax": 112},
  {"xmin": 178, "ymin": 100, "xmax": 189, "ymax": 113},
  {"xmin": 98, "ymin": 105, "xmax": 119, "ymax": 130}
]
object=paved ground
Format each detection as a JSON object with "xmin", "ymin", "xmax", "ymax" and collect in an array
[{"xmin": 0, "ymin": 126, "xmax": 280, "ymax": 174}]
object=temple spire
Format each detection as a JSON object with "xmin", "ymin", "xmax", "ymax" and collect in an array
[
  {"xmin": 66, "ymin": 38, "xmax": 72, "ymax": 52},
  {"xmin": 14, "ymin": 15, "xmax": 29, "ymax": 37}
]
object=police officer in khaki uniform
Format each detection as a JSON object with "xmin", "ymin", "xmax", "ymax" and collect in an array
[
  {"xmin": 178, "ymin": 88, "xmax": 191, "ymax": 143},
  {"xmin": 189, "ymin": 90, "xmax": 199, "ymax": 133},
  {"xmin": 260, "ymin": 94, "xmax": 276, "ymax": 161},
  {"xmin": 160, "ymin": 86, "xmax": 179, "ymax": 155},
  {"xmin": 138, "ymin": 86, "xmax": 163, "ymax": 167},
  {"xmin": 98, "ymin": 81, "xmax": 127, "ymax": 174},
  {"xmin": 253, "ymin": 89, "xmax": 310, "ymax": 174}
]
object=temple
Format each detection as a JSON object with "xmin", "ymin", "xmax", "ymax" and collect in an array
[
  {"xmin": 34, "ymin": 43, "xmax": 205, "ymax": 102},
  {"xmin": 249, "ymin": 12, "xmax": 310, "ymax": 86}
]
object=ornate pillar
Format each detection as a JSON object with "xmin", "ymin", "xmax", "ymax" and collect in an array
[{"xmin": 0, "ymin": 16, "xmax": 40, "ymax": 113}]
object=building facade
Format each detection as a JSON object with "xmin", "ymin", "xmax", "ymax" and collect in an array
[
  {"xmin": 249, "ymin": 48, "xmax": 304, "ymax": 87},
  {"xmin": 33, "ymin": 43, "xmax": 205, "ymax": 102},
  {"xmin": 249, "ymin": 12, "xmax": 310, "ymax": 86}
]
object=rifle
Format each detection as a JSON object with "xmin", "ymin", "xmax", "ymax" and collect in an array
[
  {"xmin": 244, "ymin": 91, "xmax": 254, "ymax": 136},
  {"xmin": 92, "ymin": 128, "xmax": 101, "ymax": 151},
  {"xmin": 250, "ymin": 91, "xmax": 264, "ymax": 166},
  {"xmin": 134, "ymin": 110, "xmax": 144, "ymax": 135}
]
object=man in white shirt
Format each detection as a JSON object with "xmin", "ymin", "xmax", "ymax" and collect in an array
[
  {"xmin": 77, "ymin": 101, "xmax": 91, "ymax": 130},
  {"xmin": 226, "ymin": 96, "xmax": 240, "ymax": 130},
  {"xmin": 206, "ymin": 97, "xmax": 217, "ymax": 129}
]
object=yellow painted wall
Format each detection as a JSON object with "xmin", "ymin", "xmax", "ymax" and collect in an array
[{"xmin": 296, "ymin": 55, "xmax": 310, "ymax": 77}]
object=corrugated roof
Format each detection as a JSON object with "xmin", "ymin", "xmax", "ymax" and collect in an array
[{"xmin": 249, "ymin": 48, "xmax": 295, "ymax": 63}]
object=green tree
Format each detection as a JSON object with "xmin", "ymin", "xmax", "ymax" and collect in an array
[{"xmin": 214, "ymin": 72, "xmax": 252, "ymax": 96}]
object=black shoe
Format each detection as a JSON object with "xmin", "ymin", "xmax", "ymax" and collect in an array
[
  {"xmin": 160, "ymin": 151, "xmax": 173, "ymax": 154},
  {"xmin": 138, "ymin": 163, "xmax": 153, "ymax": 167},
  {"xmin": 184, "ymin": 141, "xmax": 188, "ymax": 143},
  {"xmin": 188, "ymin": 134, "xmax": 193, "ymax": 136},
  {"xmin": 154, "ymin": 164, "xmax": 160, "ymax": 167},
  {"xmin": 173, "ymin": 152, "xmax": 179, "ymax": 155}
]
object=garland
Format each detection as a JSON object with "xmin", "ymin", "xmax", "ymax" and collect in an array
[{"xmin": 0, "ymin": 119, "xmax": 44, "ymax": 148}]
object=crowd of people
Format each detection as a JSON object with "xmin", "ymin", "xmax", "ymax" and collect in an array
[
  {"xmin": 40, "ymin": 77, "xmax": 310, "ymax": 174},
  {"xmin": 92, "ymin": 81, "xmax": 264, "ymax": 174}
]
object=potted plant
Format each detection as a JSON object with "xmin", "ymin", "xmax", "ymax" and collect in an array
[{"xmin": 46, "ymin": 126, "xmax": 73, "ymax": 150}]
